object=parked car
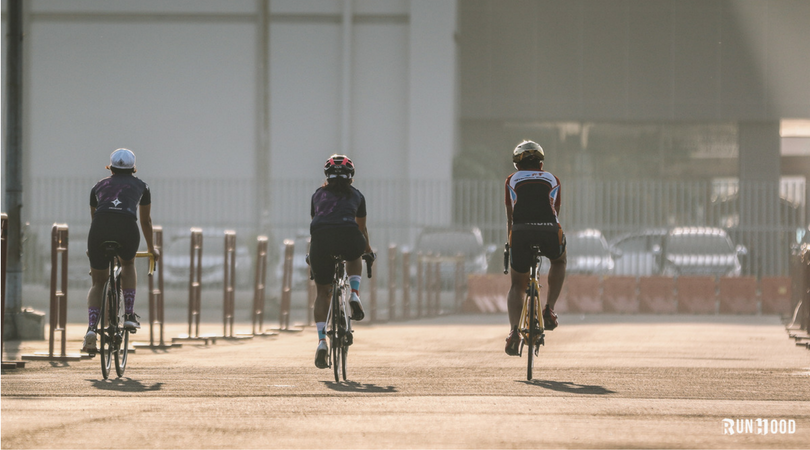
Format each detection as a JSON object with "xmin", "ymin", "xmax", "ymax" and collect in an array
[
  {"xmin": 163, "ymin": 232, "xmax": 252, "ymax": 287},
  {"xmin": 610, "ymin": 227, "xmax": 746, "ymax": 277},
  {"xmin": 564, "ymin": 229, "xmax": 615, "ymax": 275},
  {"xmin": 414, "ymin": 227, "xmax": 494, "ymax": 281}
]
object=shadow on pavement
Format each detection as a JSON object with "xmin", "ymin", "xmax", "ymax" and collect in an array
[
  {"xmin": 321, "ymin": 381, "xmax": 398, "ymax": 393},
  {"xmin": 89, "ymin": 377, "xmax": 163, "ymax": 392},
  {"xmin": 520, "ymin": 379, "xmax": 615, "ymax": 395}
]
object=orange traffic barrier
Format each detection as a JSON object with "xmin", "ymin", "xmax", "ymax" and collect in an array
[
  {"xmin": 638, "ymin": 276, "xmax": 676, "ymax": 313},
  {"xmin": 718, "ymin": 277, "xmax": 757, "ymax": 314},
  {"xmin": 761, "ymin": 276, "xmax": 792, "ymax": 315},
  {"xmin": 677, "ymin": 276, "xmax": 717, "ymax": 314},
  {"xmin": 602, "ymin": 276, "xmax": 638, "ymax": 313},
  {"xmin": 464, "ymin": 274, "xmax": 510, "ymax": 313},
  {"xmin": 565, "ymin": 275, "xmax": 602, "ymax": 313},
  {"xmin": 22, "ymin": 224, "xmax": 81, "ymax": 362}
]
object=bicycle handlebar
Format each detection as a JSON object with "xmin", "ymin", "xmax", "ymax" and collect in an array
[
  {"xmin": 503, "ymin": 243, "xmax": 510, "ymax": 274},
  {"xmin": 135, "ymin": 251, "xmax": 156, "ymax": 276},
  {"xmin": 362, "ymin": 252, "xmax": 376, "ymax": 278}
]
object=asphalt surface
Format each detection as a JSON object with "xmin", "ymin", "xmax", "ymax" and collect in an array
[{"xmin": 2, "ymin": 313, "xmax": 809, "ymax": 449}]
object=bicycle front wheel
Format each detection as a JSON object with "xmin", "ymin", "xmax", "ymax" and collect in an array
[
  {"xmin": 99, "ymin": 280, "xmax": 114, "ymax": 379},
  {"xmin": 526, "ymin": 283, "xmax": 537, "ymax": 381},
  {"xmin": 114, "ymin": 285, "xmax": 129, "ymax": 377}
]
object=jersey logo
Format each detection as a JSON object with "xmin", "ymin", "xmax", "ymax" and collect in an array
[{"xmin": 111, "ymin": 198, "xmax": 122, "ymax": 207}]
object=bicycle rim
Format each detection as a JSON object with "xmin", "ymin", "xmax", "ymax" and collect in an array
[
  {"xmin": 114, "ymin": 287, "xmax": 128, "ymax": 377},
  {"xmin": 99, "ymin": 280, "xmax": 113, "ymax": 379},
  {"xmin": 330, "ymin": 285, "xmax": 342, "ymax": 383},
  {"xmin": 527, "ymin": 283, "xmax": 536, "ymax": 381}
]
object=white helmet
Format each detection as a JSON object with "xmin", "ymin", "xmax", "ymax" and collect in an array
[
  {"xmin": 109, "ymin": 148, "xmax": 136, "ymax": 169},
  {"xmin": 512, "ymin": 140, "xmax": 544, "ymax": 169}
]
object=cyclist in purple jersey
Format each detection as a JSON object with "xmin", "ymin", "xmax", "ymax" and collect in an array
[
  {"xmin": 308, "ymin": 154, "xmax": 375, "ymax": 369},
  {"xmin": 81, "ymin": 149, "xmax": 160, "ymax": 353}
]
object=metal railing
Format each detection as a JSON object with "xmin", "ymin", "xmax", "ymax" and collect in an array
[{"xmin": 18, "ymin": 177, "xmax": 809, "ymax": 282}]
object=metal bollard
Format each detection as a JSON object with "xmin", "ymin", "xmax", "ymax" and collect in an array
[
  {"xmin": 454, "ymin": 255, "xmax": 465, "ymax": 313},
  {"xmin": 279, "ymin": 240, "xmax": 294, "ymax": 330},
  {"xmin": 307, "ymin": 239, "xmax": 315, "ymax": 327},
  {"xmin": 432, "ymin": 259, "xmax": 441, "ymax": 316},
  {"xmin": 22, "ymin": 224, "xmax": 80, "ymax": 362},
  {"xmin": 416, "ymin": 252, "xmax": 423, "ymax": 318},
  {"xmin": 402, "ymin": 250, "xmax": 411, "ymax": 320},
  {"xmin": 369, "ymin": 251, "xmax": 378, "ymax": 323},
  {"xmin": 222, "ymin": 231, "xmax": 237, "ymax": 338},
  {"xmin": 251, "ymin": 236, "xmax": 272, "ymax": 335},
  {"xmin": 172, "ymin": 228, "xmax": 210, "ymax": 344},
  {"xmin": 134, "ymin": 226, "xmax": 179, "ymax": 350},
  {"xmin": 388, "ymin": 244, "xmax": 397, "ymax": 321}
]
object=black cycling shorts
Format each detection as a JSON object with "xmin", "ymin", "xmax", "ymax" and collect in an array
[
  {"xmin": 309, "ymin": 226, "xmax": 367, "ymax": 285},
  {"xmin": 510, "ymin": 224, "xmax": 566, "ymax": 273},
  {"xmin": 87, "ymin": 213, "xmax": 141, "ymax": 270}
]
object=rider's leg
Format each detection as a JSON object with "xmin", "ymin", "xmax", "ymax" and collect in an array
[
  {"xmin": 546, "ymin": 250, "xmax": 567, "ymax": 309},
  {"xmin": 119, "ymin": 257, "xmax": 137, "ymax": 314},
  {"xmin": 87, "ymin": 268, "xmax": 107, "ymax": 328},
  {"xmin": 507, "ymin": 269, "xmax": 530, "ymax": 327},
  {"xmin": 313, "ymin": 282, "xmax": 332, "ymax": 368},
  {"xmin": 346, "ymin": 257, "xmax": 362, "ymax": 296}
]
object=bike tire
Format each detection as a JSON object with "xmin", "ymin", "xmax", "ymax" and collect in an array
[
  {"xmin": 114, "ymin": 286, "xmax": 129, "ymax": 378},
  {"xmin": 527, "ymin": 283, "xmax": 536, "ymax": 381},
  {"xmin": 330, "ymin": 285, "xmax": 342, "ymax": 383},
  {"xmin": 99, "ymin": 280, "xmax": 114, "ymax": 380}
]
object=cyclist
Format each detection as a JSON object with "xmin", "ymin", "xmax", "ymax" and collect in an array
[
  {"xmin": 309, "ymin": 154, "xmax": 373, "ymax": 369},
  {"xmin": 504, "ymin": 140, "xmax": 567, "ymax": 356},
  {"xmin": 81, "ymin": 149, "xmax": 159, "ymax": 353}
]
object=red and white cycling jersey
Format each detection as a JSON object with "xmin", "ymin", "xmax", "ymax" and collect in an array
[{"xmin": 504, "ymin": 170, "xmax": 562, "ymax": 227}]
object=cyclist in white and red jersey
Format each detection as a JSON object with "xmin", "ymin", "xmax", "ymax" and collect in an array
[
  {"xmin": 81, "ymin": 149, "xmax": 159, "ymax": 353},
  {"xmin": 504, "ymin": 140, "xmax": 567, "ymax": 356},
  {"xmin": 309, "ymin": 155, "xmax": 374, "ymax": 369}
]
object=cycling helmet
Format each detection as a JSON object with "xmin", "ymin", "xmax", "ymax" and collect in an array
[
  {"xmin": 109, "ymin": 148, "xmax": 136, "ymax": 169},
  {"xmin": 324, "ymin": 154, "xmax": 355, "ymax": 179},
  {"xmin": 512, "ymin": 140, "xmax": 544, "ymax": 169}
]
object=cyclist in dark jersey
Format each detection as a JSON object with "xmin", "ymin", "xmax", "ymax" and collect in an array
[
  {"xmin": 81, "ymin": 149, "xmax": 159, "ymax": 353},
  {"xmin": 309, "ymin": 154, "xmax": 374, "ymax": 369},
  {"xmin": 504, "ymin": 140, "xmax": 567, "ymax": 356}
]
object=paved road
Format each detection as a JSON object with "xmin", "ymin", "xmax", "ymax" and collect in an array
[{"xmin": 2, "ymin": 314, "xmax": 809, "ymax": 449}]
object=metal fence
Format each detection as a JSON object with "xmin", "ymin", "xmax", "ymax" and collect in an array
[{"xmin": 18, "ymin": 176, "xmax": 808, "ymax": 285}]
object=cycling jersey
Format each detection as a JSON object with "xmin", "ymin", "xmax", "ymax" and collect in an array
[
  {"xmin": 310, "ymin": 185, "xmax": 367, "ymax": 233},
  {"xmin": 504, "ymin": 170, "xmax": 561, "ymax": 227},
  {"xmin": 89, "ymin": 173, "xmax": 151, "ymax": 219}
]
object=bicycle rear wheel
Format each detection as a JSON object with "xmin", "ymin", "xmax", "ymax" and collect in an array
[
  {"xmin": 99, "ymin": 280, "xmax": 114, "ymax": 379},
  {"xmin": 526, "ymin": 283, "xmax": 537, "ymax": 381},
  {"xmin": 114, "ymin": 284, "xmax": 129, "ymax": 377},
  {"xmin": 341, "ymin": 316, "xmax": 349, "ymax": 381}
]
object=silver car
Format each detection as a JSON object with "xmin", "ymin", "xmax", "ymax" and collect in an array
[
  {"xmin": 564, "ymin": 229, "xmax": 615, "ymax": 275},
  {"xmin": 611, "ymin": 227, "xmax": 746, "ymax": 277}
]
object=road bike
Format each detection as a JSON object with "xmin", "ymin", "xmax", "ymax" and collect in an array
[
  {"xmin": 95, "ymin": 242, "xmax": 154, "ymax": 379},
  {"xmin": 326, "ymin": 253, "xmax": 374, "ymax": 383},
  {"xmin": 504, "ymin": 243, "xmax": 545, "ymax": 381}
]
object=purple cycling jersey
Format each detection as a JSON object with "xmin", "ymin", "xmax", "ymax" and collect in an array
[
  {"xmin": 89, "ymin": 173, "xmax": 151, "ymax": 219},
  {"xmin": 310, "ymin": 185, "xmax": 367, "ymax": 233}
]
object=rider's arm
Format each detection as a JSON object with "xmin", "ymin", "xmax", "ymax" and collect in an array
[
  {"xmin": 138, "ymin": 204, "xmax": 159, "ymax": 261},
  {"xmin": 90, "ymin": 207, "xmax": 96, "ymax": 220},
  {"xmin": 504, "ymin": 177, "xmax": 514, "ymax": 245},
  {"xmin": 356, "ymin": 216, "xmax": 372, "ymax": 253}
]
